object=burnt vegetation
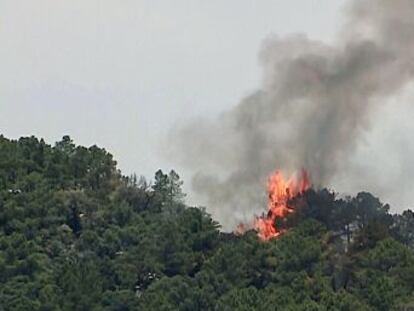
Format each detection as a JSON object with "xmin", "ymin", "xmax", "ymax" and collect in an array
[{"xmin": 1, "ymin": 135, "xmax": 414, "ymax": 310}]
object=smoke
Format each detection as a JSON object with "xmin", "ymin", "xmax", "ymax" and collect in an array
[{"xmin": 169, "ymin": 0, "xmax": 414, "ymax": 229}]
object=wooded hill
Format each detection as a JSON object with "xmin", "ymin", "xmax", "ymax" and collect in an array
[{"xmin": 1, "ymin": 135, "xmax": 414, "ymax": 310}]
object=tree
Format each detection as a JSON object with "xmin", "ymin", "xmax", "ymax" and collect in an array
[
  {"xmin": 392, "ymin": 209, "xmax": 414, "ymax": 249},
  {"xmin": 0, "ymin": 135, "xmax": 413, "ymax": 311},
  {"xmin": 152, "ymin": 169, "xmax": 186, "ymax": 207}
]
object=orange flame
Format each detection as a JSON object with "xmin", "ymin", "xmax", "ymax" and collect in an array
[{"xmin": 240, "ymin": 169, "xmax": 310, "ymax": 241}]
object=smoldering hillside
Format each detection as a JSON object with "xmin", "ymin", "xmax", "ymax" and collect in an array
[{"xmin": 168, "ymin": 0, "xmax": 414, "ymax": 229}]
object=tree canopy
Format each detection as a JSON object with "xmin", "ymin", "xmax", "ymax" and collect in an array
[{"xmin": 1, "ymin": 135, "xmax": 414, "ymax": 310}]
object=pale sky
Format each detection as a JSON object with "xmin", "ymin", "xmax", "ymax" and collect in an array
[
  {"xmin": 0, "ymin": 0, "xmax": 345, "ymax": 174},
  {"xmin": 3, "ymin": 1, "xmax": 413, "ymax": 211}
]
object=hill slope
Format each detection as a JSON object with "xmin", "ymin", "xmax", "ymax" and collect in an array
[{"xmin": 1, "ymin": 135, "xmax": 414, "ymax": 310}]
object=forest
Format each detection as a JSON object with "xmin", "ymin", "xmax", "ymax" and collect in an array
[{"xmin": 1, "ymin": 135, "xmax": 414, "ymax": 310}]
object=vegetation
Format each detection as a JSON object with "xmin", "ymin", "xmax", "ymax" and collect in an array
[{"xmin": 1, "ymin": 135, "xmax": 414, "ymax": 310}]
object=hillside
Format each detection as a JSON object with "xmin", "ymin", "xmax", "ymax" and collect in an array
[{"xmin": 1, "ymin": 135, "xmax": 414, "ymax": 310}]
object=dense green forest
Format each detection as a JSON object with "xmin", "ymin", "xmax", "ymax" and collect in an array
[{"xmin": 1, "ymin": 135, "xmax": 414, "ymax": 310}]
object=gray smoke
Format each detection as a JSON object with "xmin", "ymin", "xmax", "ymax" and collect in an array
[{"xmin": 169, "ymin": 0, "xmax": 414, "ymax": 229}]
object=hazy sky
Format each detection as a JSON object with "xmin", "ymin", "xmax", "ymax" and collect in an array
[
  {"xmin": 2, "ymin": 1, "xmax": 414, "ymax": 212},
  {"xmin": 1, "ymin": 0, "xmax": 344, "ymax": 173}
]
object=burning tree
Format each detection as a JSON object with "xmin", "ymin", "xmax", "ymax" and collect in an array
[
  {"xmin": 237, "ymin": 169, "xmax": 311, "ymax": 241},
  {"xmin": 256, "ymin": 169, "xmax": 311, "ymax": 240}
]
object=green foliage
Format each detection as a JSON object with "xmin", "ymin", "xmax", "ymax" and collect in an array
[{"xmin": 0, "ymin": 135, "xmax": 413, "ymax": 310}]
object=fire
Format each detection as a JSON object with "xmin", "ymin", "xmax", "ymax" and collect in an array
[{"xmin": 236, "ymin": 169, "xmax": 311, "ymax": 240}]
